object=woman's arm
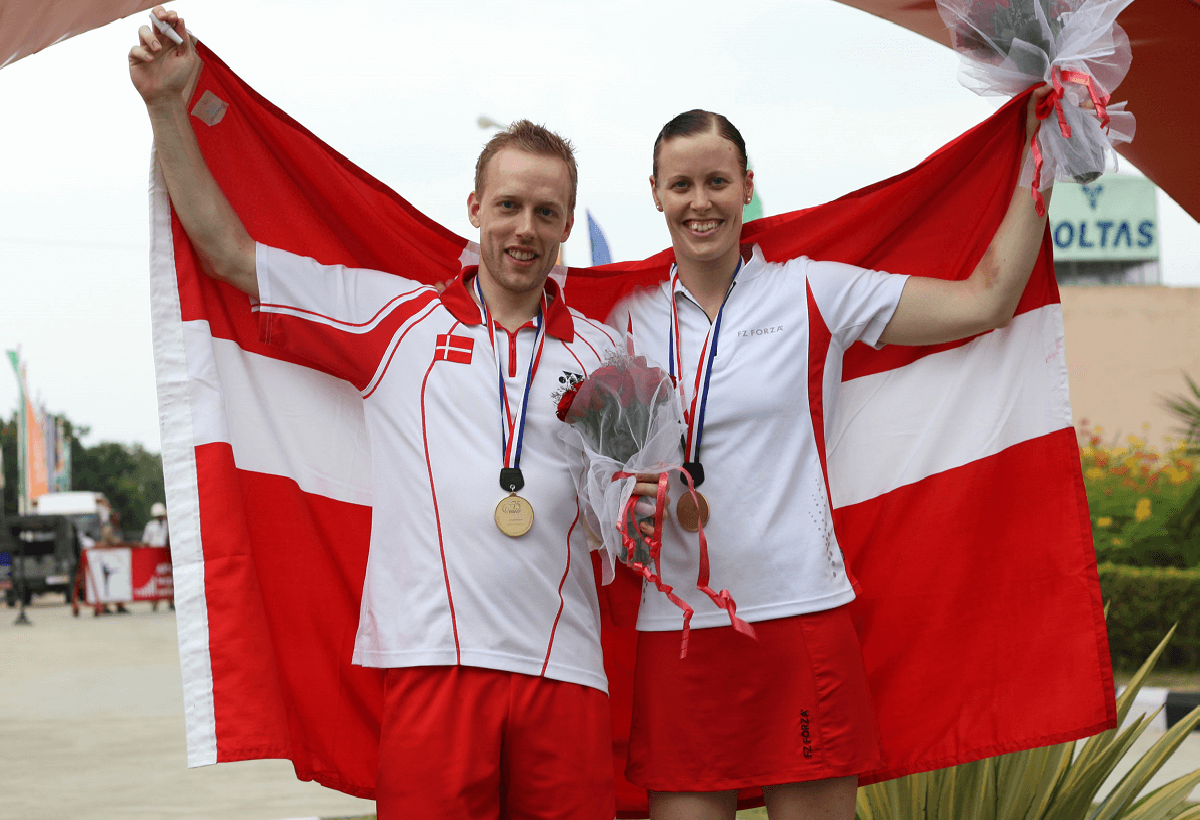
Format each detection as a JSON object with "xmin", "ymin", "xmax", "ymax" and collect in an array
[{"xmin": 879, "ymin": 85, "xmax": 1054, "ymax": 347}]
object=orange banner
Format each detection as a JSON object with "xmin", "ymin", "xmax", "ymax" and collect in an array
[{"xmin": 25, "ymin": 395, "xmax": 48, "ymax": 500}]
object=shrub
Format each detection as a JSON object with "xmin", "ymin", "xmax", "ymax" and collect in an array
[
  {"xmin": 1080, "ymin": 426, "xmax": 1200, "ymax": 568},
  {"xmin": 1100, "ymin": 563, "xmax": 1200, "ymax": 670}
]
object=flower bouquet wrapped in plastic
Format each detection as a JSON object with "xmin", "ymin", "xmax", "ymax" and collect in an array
[
  {"xmin": 556, "ymin": 349, "xmax": 753, "ymax": 655},
  {"xmin": 935, "ymin": 0, "xmax": 1136, "ymax": 214}
]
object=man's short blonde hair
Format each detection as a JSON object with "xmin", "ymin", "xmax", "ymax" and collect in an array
[{"xmin": 474, "ymin": 120, "xmax": 578, "ymax": 211}]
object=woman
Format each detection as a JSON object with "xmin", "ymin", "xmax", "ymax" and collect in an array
[{"xmin": 608, "ymin": 91, "xmax": 1052, "ymax": 820}]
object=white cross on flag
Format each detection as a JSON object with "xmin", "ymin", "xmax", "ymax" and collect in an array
[{"xmin": 434, "ymin": 333, "xmax": 473, "ymax": 364}]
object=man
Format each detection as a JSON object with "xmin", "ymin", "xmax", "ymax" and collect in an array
[
  {"xmin": 141, "ymin": 501, "xmax": 168, "ymax": 547},
  {"xmin": 130, "ymin": 8, "xmax": 629, "ymax": 817}
]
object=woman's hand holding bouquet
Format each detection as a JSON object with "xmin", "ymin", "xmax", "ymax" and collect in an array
[
  {"xmin": 557, "ymin": 349, "xmax": 753, "ymax": 656},
  {"xmin": 936, "ymin": 0, "xmax": 1136, "ymax": 214}
]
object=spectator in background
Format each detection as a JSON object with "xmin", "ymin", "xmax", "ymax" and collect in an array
[{"xmin": 142, "ymin": 502, "xmax": 169, "ymax": 547}]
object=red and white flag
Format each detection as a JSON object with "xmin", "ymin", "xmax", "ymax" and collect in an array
[
  {"xmin": 433, "ymin": 333, "xmax": 474, "ymax": 365},
  {"xmin": 151, "ymin": 43, "xmax": 1113, "ymax": 814}
]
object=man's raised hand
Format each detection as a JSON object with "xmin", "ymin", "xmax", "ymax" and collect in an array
[{"xmin": 129, "ymin": 6, "xmax": 199, "ymax": 107}]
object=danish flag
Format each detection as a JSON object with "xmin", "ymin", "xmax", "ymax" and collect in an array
[
  {"xmin": 434, "ymin": 333, "xmax": 474, "ymax": 364},
  {"xmin": 152, "ymin": 43, "xmax": 1112, "ymax": 817}
]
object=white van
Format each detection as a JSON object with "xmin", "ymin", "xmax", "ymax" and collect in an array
[{"xmin": 33, "ymin": 492, "xmax": 112, "ymax": 542}]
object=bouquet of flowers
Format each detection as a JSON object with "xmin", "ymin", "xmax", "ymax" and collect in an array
[
  {"xmin": 935, "ymin": 0, "xmax": 1136, "ymax": 212},
  {"xmin": 556, "ymin": 349, "xmax": 753, "ymax": 655}
]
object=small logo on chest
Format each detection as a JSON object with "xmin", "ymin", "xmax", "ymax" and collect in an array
[
  {"xmin": 434, "ymin": 333, "xmax": 474, "ymax": 364},
  {"xmin": 736, "ymin": 325, "xmax": 785, "ymax": 338}
]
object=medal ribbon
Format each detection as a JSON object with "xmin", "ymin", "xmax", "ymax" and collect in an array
[
  {"xmin": 667, "ymin": 259, "xmax": 742, "ymax": 467},
  {"xmin": 474, "ymin": 276, "xmax": 547, "ymax": 485},
  {"xmin": 612, "ymin": 466, "xmax": 755, "ymax": 659}
]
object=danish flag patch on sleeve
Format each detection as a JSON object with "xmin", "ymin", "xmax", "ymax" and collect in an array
[{"xmin": 434, "ymin": 333, "xmax": 474, "ymax": 364}]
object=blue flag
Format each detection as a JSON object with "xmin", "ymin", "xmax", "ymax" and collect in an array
[{"xmin": 586, "ymin": 210, "xmax": 611, "ymax": 267}]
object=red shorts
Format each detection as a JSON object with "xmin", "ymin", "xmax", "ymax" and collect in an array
[
  {"xmin": 376, "ymin": 666, "xmax": 615, "ymax": 820},
  {"xmin": 626, "ymin": 606, "xmax": 882, "ymax": 794}
]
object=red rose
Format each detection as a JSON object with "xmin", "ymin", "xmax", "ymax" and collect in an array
[
  {"xmin": 629, "ymin": 361, "xmax": 669, "ymax": 406},
  {"xmin": 589, "ymin": 366, "xmax": 628, "ymax": 406},
  {"xmin": 555, "ymin": 383, "xmax": 581, "ymax": 422}
]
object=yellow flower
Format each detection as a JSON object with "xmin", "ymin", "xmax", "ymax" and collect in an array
[
  {"xmin": 1163, "ymin": 465, "xmax": 1189, "ymax": 485},
  {"xmin": 1095, "ymin": 426, "xmax": 1104, "ymax": 434},
  {"xmin": 1135, "ymin": 498, "xmax": 1152, "ymax": 522},
  {"xmin": 1112, "ymin": 446, "xmax": 1129, "ymax": 458},
  {"xmin": 1112, "ymin": 538, "xmax": 1124, "ymax": 546},
  {"xmin": 1085, "ymin": 467, "xmax": 1106, "ymax": 481},
  {"xmin": 1081, "ymin": 446, "xmax": 1095, "ymax": 459},
  {"xmin": 1097, "ymin": 517, "xmax": 1112, "ymax": 528},
  {"xmin": 1127, "ymin": 435, "xmax": 1147, "ymax": 448}
]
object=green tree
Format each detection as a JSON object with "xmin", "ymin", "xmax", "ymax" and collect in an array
[
  {"xmin": 1, "ymin": 412, "xmax": 16, "ymax": 516},
  {"xmin": 0, "ymin": 412, "xmax": 165, "ymax": 534},
  {"xmin": 71, "ymin": 439, "xmax": 165, "ymax": 536}
]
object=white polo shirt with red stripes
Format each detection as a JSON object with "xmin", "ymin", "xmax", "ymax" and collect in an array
[
  {"xmin": 255, "ymin": 244, "xmax": 620, "ymax": 692},
  {"xmin": 609, "ymin": 244, "xmax": 909, "ymax": 632}
]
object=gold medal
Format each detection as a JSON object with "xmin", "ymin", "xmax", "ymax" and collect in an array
[
  {"xmin": 675, "ymin": 491, "xmax": 710, "ymax": 533},
  {"xmin": 495, "ymin": 493, "xmax": 535, "ymax": 537}
]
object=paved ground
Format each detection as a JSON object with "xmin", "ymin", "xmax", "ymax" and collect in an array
[
  {"xmin": 0, "ymin": 596, "xmax": 375, "ymax": 820},
  {"xmin": 2, "ymin": 594, "xmax": 1199, "ymax": 820}
]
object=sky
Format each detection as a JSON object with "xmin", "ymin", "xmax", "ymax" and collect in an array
[{"xmin": 2, "ymin": 0, "xmax": 1197, "ymax": 454}]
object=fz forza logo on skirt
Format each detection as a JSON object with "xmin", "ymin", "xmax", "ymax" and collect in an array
[{"xmin": 434, "ymin": 334, "xmax": 474, "ymax": 364}]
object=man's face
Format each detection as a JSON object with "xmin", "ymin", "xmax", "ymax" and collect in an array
[{"xmin": 468, "ymin": 148, "xmax": 574, "ymax": 300}]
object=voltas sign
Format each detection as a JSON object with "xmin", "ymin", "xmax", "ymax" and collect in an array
[{"xmin": 1049, "ymin": 175, "xmax": 1158, "ymax": 262}]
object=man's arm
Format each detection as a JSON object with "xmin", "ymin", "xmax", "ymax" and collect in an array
[
  {"xmin": 130, "ymin": 6, "xmax": 259, "ymax": 299},
  {"xmin": 878, "ymin": 85, "xmax": 1054, "ymax": 347}
]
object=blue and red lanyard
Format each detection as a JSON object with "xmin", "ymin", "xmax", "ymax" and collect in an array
[
  {"xmin": 666, "ymin": 259, "xmax": 742, "ymax": 487},
  {"xmin": 475, "ymin": 275, "xmax": 547, "ymax": 492}
]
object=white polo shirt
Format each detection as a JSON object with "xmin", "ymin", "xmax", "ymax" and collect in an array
[
  {"xmin": 256, "ymin": 244, "xmax": 620, "ymax": 692},
  {"xmin": 609, "ymin": 245, "xmax": 908, "ymax": 631}
]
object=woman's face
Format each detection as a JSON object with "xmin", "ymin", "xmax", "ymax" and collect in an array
[{"xmin": 651, "ymin": 129, "xmax": 753, "ymax": 275}]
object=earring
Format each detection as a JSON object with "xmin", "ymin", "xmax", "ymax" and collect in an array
[{"xmin": 656, "ymin": 205, "xmax": 663, "ymax": 211}]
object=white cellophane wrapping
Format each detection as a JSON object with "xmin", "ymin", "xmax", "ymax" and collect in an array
[
  {"xmin": 557, "ymin": 350, "xmax": 685, "ymax": 586},
  {"xmin": 936, "ymin": 0, "xmax": 1136, "ymax": 189}
]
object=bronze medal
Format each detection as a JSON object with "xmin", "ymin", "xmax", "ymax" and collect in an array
[
  {"xmin": 675, "ymin": 491, "xmax": 710, "ymax": 533},
  {"xmin": 495, "ymin": 493, "xmax": 535, "ymax": 537}
]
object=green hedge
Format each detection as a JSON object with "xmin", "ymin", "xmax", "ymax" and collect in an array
[{"xmin": 1100, "ymin": 562, "xmax": 1200, "ymax": 670}]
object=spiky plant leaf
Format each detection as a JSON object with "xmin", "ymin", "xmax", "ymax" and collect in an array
[
  {"xmin": 854, "ymin": 786, "xmax": 875, "ymax": 820},
  {"xmin": 1118, "ymin": 768, "xmax": 1200, "ymax": 820},
  {"xmin": 1067, "ymin": 627, "xmax": 1175, "ymax": 796},
  {"xmin": 908, "ymin": 768, "xmax": 929, "ymax": 818},
  {"xmin": 1161, "ymin": 372, "xmax": 1200, "ymax": 452},
  {"xmin": 935, "ymin": 764, "xmax": 958, "ymax": 820},
  {"xmin": 1026, "ymin": 741, "xmax": 1075, "ymax": 820},
  {"xmin": 858, "ymin": 778, "xmax": 891, "ymax": 820},
  {"xmin": 995, "ymin": 746, "xmax": 1042, "ymax": 820},
  {"xmin": 852, "ymin": 628, "xmax": 1197, "ymax": 820},
  {"xmin": 999, "ymin": 743, "xmax": 1058, "ymax": 820},
  {"xmin": 884, "ymin": 772, "xmax": 905, "ymax": 818},
  {"xmin": 1116, "ymin": 705, "xmax": 1200, "ymax": 818},
  {"xmin": 1113, "ymin": 628, "xmax": 1178, "ymax": 730},
  {"xmin": 1048, "ymin": 714, "xmax": 1156, "ymax": 820}
]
